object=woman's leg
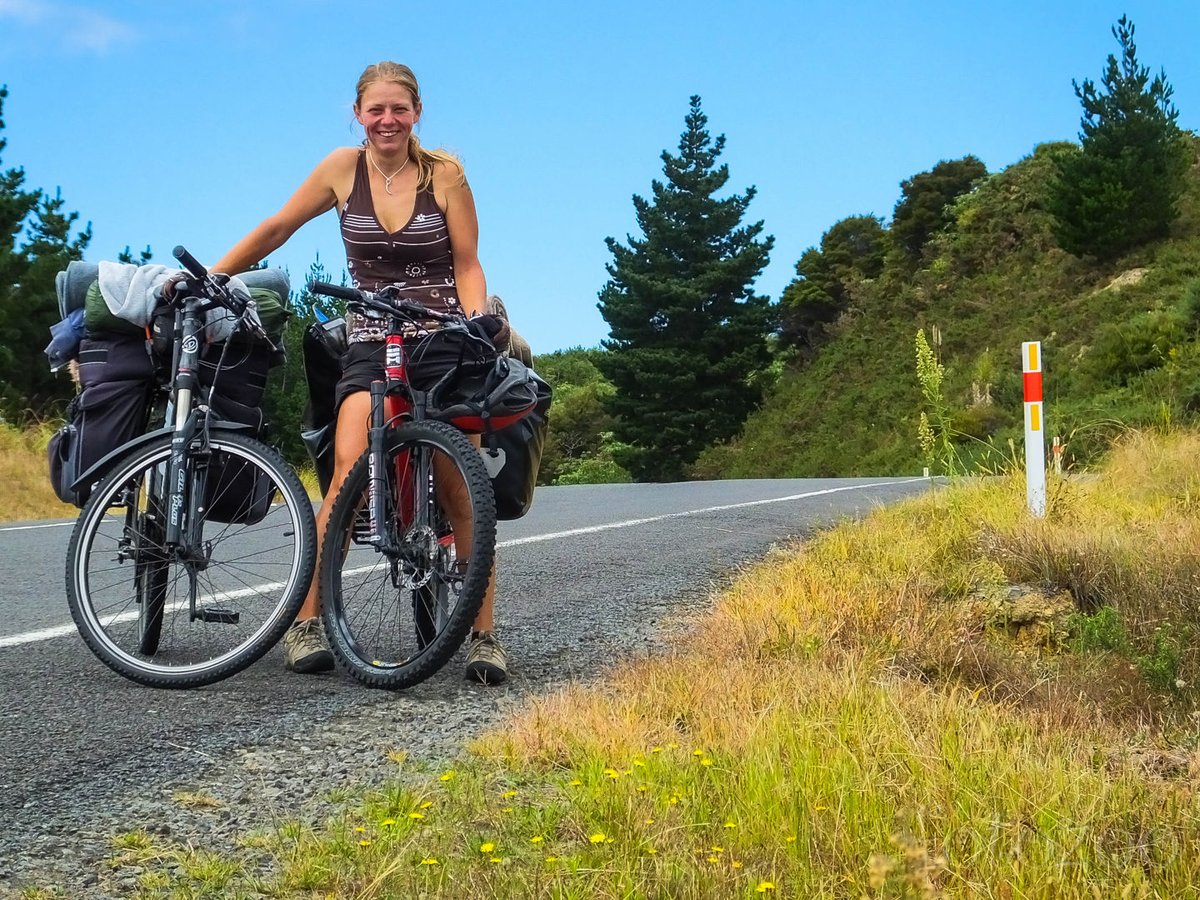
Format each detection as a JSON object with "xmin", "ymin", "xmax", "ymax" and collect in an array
[
  {"xmin": 296, "ymin": 391, "xmax": 372, "ymax": 621},
  {"xmin": 283, "ymin": 391, "xmax": 374, "ymax": 673},
  {"xmin": 433, "ymin": 436, "xmax": 506, "ymax": 684},
  {"xmin": 433, "ymin": 443, "xmax": 496, "ymax": 630}
]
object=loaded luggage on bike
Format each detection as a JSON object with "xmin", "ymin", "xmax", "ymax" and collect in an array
[
  {"xmin": 300, "ymin": 292, "xmax": 551, "ymax": 518},
  {"xmin": 47, "ymin": 259, "xmax": 291, "ymax": 510}
]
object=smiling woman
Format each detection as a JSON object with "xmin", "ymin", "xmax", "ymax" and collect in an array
[{"xmin": 202, "ymin": 60, "xmax": 512, "ymax": 684}]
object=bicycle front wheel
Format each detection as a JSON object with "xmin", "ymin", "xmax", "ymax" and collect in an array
[
  {"xmin": 66, "ymin": 430, "xmax": 316, "ymax": 688},
  {"xmin": 320, "ymin": 419, "xmax": 496, "ymax": 689}
]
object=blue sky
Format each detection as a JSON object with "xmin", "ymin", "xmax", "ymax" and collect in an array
[{"xmin": 3, "ymin": 1, "xmax": 1198, "ymax": 353}]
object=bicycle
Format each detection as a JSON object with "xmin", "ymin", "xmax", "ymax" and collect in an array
[
  {"xmin": 64, "ymin": 246, "xmax": 317, "ymax": 688},
  {"xmin": 307, "ymin": 281, "xmax": 536, "ymax": 689}
]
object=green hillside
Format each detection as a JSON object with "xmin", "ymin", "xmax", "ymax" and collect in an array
[{"xmin": 695, "ymin": 138, "xmax": 1200, "ymax": 478}]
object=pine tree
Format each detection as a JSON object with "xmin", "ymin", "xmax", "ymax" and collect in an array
[
  {"xmin": 1048, "ymin": 16, "xmax": 1192, "ymax": 259},
  {"xmin": 0, "ymin": 85, "xmax": 91, "ymax": 420},
  {"xmin": 597, "ymin": 96, "xmax": 773, "ymax": 482}
]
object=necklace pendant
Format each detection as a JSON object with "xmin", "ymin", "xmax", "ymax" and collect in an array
[{"xmin": 383, "ymin": 177, "xmax": 394, "ymax": 195}]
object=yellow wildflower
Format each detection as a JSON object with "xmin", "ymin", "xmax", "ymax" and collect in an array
[
  {"xmin": 419, "ymin": 858, "xmax": 439, "ymax": 865},
  {"xmin": 756, "ymin": 883, "xmax": 775, "ymax": 893},
  {"xmin": 439, "ymin": 770, "xmax": 456, "ymax": 782},
  {"xmin": 479, "ymin": 842, "xmax": 495, "ymax": 853},
  {"xmin": 589, "ymin": 832, "xmax": 606, "ymax": 844},
  {"xmin": 530, "ymin": 835, "xmax": 544, "ymax": 844},
  {"xmin": 408, "ymin": 812, "xmax": 425, "ymax": 820}
]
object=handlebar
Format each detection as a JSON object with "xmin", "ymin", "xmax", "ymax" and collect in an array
[
  {"xmin": 171, "ymin": 245, "xmax": 271, "ymax": 345},
  {"xmin": 308, "ymin": 280, "xmax": 463, "ymax": 327}
]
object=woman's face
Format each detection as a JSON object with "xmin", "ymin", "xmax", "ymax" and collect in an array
[{"xmin": 356, "ymin": 81, "xmax": 420, "ymax": 154}]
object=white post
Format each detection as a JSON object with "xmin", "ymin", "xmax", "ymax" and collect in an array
[{"xmin": 1022, "ymin": 341, "xmax": 1046, "ymax": 518}]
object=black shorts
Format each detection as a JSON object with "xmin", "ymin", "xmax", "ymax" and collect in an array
[{"xmin": 334, "ymin": 331, "xmax": 495, "ymax": 415}]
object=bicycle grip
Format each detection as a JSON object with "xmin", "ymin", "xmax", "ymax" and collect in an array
[
  {"xmin": 309, "ymin": 281, "xmax": 362, "ymax": 302},
  {"xmin": 173, "ymin": 245, "xmax": 208, "ymax": 277}
]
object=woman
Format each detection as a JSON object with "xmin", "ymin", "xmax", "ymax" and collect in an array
[{"xmin": 211, "ymin": 61, "xmax": 507, "ymax": 684}]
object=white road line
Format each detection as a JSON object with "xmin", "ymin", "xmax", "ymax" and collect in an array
[
  {"xmin": 0, "ymin": 478, "xmax": 926, "ymax": 648},
  {"xmin": 0, "ymin": 521, "xmax": 74, "ymax": 532},
  {"xmin": 497, "ymin": 479, "xmax": 926, "ymax": 547}
]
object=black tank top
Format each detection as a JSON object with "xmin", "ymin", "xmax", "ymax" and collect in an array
[{"xmin": 340, "ymin": 150, "xmax": 462, "ymax": 341}]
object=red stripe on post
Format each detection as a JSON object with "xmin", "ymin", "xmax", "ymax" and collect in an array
[{"xmin": 1023, "ymin": 372, "xmax": 1043, "ymax": 403}]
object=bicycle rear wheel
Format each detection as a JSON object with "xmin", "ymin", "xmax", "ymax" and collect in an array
[
  {"xmin": 66, "ymin": 430, "xmax": 316, "ymax": 688},
  {"xmin": 320, "ymin": 419, "xmax": 496, "ymax": 689}
]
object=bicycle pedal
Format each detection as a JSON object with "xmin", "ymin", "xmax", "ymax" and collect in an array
[{"xmin": 195, "ymin": 607, "xmax": 240, "ymax": 624}]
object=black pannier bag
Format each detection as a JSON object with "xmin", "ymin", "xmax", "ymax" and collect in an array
[
  {"xmin": 200, "ymin": 399, "xmax": 276, "ymax": 526},
  {"xmin": 483, "ymin": 367, "xmax": 552, "ymax": 520},
  {"xmin": 300, "ymin": 317, "xmax": 347, "ymax": 497},
  {"xmin": 48, "ymin": 378, "xmax": 155, "ymax": 506},
  {"xmin": 197, "ymin": 342, "xmax": 276, "ymax": 526},
  {"xmin": 49, "ymin": 332, "xmax": 158, "ymax": 506}
]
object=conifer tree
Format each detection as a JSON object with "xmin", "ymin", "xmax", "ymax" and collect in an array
[
  {"xmin": 0, "ymin": 85, "xmax": 91, "ymax": 419},
  {"xmin": 1048, "ymin": 16, "xmax": 1191, "ymax": 259},
  {"xmin": 597, "ymin": 96, "xmax": 773, "ymax": 482}
]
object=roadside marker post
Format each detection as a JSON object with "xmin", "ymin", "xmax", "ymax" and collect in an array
[{"xmin": 1022, "ymin": 341, "xmax": 1046, "ymax": 518}]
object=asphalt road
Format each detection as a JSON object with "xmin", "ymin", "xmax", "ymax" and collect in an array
[{"xmin": 0, "ymin": 476, "xmax": 930, "ymax": 888}]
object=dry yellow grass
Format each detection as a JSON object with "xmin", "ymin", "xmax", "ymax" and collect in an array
[
  {"xmin": 0, "ymin": 421, "xmax": 322, "ymax": 524},
  {"xmin": 0, "ymin": 421, "xmax": 78, "ymax": 522}
]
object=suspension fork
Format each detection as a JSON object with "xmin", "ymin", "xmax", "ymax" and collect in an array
[{"xmin": 164, "ymin": 303, "xmax": 204, "ymax": 549}]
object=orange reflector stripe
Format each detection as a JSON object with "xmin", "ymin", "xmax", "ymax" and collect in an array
[
  {"xmin": 1029, "ymin": 404, "xmax": 1041, "ymax": 432},
  {"xmin": 1026, "ymin": 343, "xmax": 1039, "ymax": 372}
]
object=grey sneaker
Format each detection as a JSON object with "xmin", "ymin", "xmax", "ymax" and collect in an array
[
  {"xmin": 465, "ymin": 630, "xmax": 507, "ymax": 684},
  {"xmin": 282, "ymin": 618, "xmax": 335, "ymax": 674}
]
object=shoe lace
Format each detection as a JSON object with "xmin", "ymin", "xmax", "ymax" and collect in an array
[{"xmin": 291, "ymin": 618, "xmax": 322, "ymax": 645}]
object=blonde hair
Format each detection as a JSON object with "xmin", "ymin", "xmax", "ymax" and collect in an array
[{"xmin": 354, "ymin": 61, "xmax": 465, "ymax": 191}]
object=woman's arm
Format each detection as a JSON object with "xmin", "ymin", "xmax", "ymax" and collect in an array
[
  {"xmin": 212, "ymin": 149, "xmax": 353, "ymax": 274},
  {"xmin": 438, "ymin": 161, "xmax": 487, "ymax": 317}
]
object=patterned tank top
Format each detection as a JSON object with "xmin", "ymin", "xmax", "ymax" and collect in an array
[{"xmin": 339, "ymin": 149, "xmax": 462, "ymax": 342}]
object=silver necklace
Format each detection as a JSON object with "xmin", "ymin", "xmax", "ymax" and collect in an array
[{"xmin": 366, "ymin": 147, "xmax": 410, "ymax": 195}]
